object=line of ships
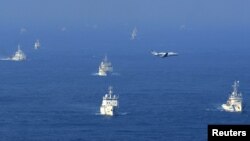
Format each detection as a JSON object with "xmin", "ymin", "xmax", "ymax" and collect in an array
[
  {"xmin": 99, "ymin": 81, "xmax": 243, "ymax": 116},
  {"xmin": 98, "ymin": 56, "xmax": 243, "ymax": 115},
  {"xmin": 8, "ymin": 26, "xmax": 136, "ymax": 62},
  {"xmin": 98, "ymin": 56, "xmax": 118, "ymax": 116},
  {"xmin": 4, "ymin": 43, "xmax": 244, "ymax": 116}
]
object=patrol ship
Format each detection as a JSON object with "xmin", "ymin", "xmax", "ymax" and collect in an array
[
  {"xmin": 222, "ymin": 81, "xmax": 243, "ymax": 112},
  {"xmin": 131, "ymin": 27, "xmax": 137, "ymax": 40},
  {"xmin": 100, "ymin": 86, "xmax": 119, "ymax": 116},
  {"xmin": 34, "ymin": 39, "xmax": 40, "ymax": 49},
  {"xmin": 98, "ymin": 56, "xmax": 113, "ymax": 76},
  {"xmin": 11, "ymin": 45, "xmax": 26, "ymax": 61}
]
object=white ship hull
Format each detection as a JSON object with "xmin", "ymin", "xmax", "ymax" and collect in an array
[
  {"xmin": 222, "ymin": 103, "xmax": 242, "ymax": 112},
  {"xmin": 100, "ymin": 86, "xmax": 118, "ymax": 116},
  {"xmin": 11, "ymin": 56, "xmax": 26, "ymax": 61},
  {"xmin": 98, "ymin": 69, "xmax": 107, "ymax": 76},
  {"xmin": 100, "ymin": 105, "xmax": 116, "ymax": 116}
]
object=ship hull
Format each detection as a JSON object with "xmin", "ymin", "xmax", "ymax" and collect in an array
[
  {"xmin": 98, "ymin": 71, "xmax": 107, "ymax": 76},
  {"xmin": 11, "ymin": 57, "xmax": 26, "ymax": 61},
  {"xmin": 98, "ymin": 67, "xmax": 108, "ymax": 76},
  {"xmin": 100, "ymin": 106, "xmax": 116, "ymax": 116},
  {"xmin": 221, "ymin": 104, "xmax": 242, "ymax": 112}
]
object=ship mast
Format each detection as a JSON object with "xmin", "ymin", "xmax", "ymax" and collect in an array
[
  {"xmin": 108, "ymin": 86, "xmax": 113, "ymax": 98},
  {"xmin": 18, "ymin": 44, "xmax": 21, "ymax": 51},
  {"xmin": 104, "ymin": 55, "xmax": 108, "ymax": 63},
  {"xmin": 232, "ymin": 81, "xmax": 240, "ymax": 96}
]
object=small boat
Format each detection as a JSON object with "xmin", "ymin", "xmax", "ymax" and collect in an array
[
  {"xmin": 131, "ymin": 27, "xmax": 137, "ymax": 40},
  {"xmin": 100, "ymin": 86, "xmax": 119, "ymax": 116},
  {"xmin": 11, "ymin": 45, "xmax": 26, "ymax": 61},
  {"xmin": 98, "ymin": 56, "xmax": 113, "ymax": 76},
  {"xmin": 34, "ymin": 39, "xmax": 40, "ymax": 49},
  {"xmin": 222, "ymin": 81, "xmax": 243, "ymax": 112}
]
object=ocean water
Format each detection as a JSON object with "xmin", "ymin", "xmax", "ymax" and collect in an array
[{"xmin": 0, "ymin": 29, "xmax": 250, "ymax": 141}]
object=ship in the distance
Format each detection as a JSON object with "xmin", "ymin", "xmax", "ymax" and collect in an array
[
  {"xmin": 34, "ymin": 39, "xmax": 40, "ymax": 50},
  {"xmin": 131, "ymin": 27, "xmax": 137, "ymax": 40},
  {"xmin": 100, "ymin": 86, "xmax": 119, "ymax": 116},
  {"xmin": 10, "ymin": 45, "xmax": 26, "ymax": 61},
  {"xmin": 98, "ymin": 56, "xmax": 113, "ymax": 76},
  {"xmin": 221, "ymin": 81, "xmax": 243, "ymax": 112}
]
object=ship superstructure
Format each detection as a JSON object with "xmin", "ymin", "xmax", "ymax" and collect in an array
[
  {"xmin": 222, "ymin": 81, "xmax": 243, "ymax": 112},
  {"xmin": 34, "ymin": 39, "xmax": 40, "ymax": 49},
  {"xmin": 98, "ymin": 56, "xmax": 113, "ymax": 76},
  {"xmin": 11, "ymin": 45, "xmax": 26, "ymax": 61},
  {"xmin": 100, "ymin": 86, "xmax": 119, "ymax": 116}
]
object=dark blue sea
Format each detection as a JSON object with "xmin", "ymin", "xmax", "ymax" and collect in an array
[{"xmin": 0, "ymin": 28, "xmax": 250, "ymax": 141}]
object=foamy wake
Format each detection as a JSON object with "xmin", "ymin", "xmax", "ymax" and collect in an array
[
  {"xmin": 118, "ymin": 112, "xmax": 128, "ymax": 116},
  {"xmin": 91, "ymin": 72, "xmax": 121, "ymax": 76},
  {"xmin": 0, "ymin": 57, "xmax": 11, "ymax": 61},
  {"xmin": 205, "ymin": 104, "xmax": 224, "ymax": 112},
  {"xmin": 95, "ymin": 112, "xmax": 102, "ymax": 115},
  {"xmin": 95, "ymin": 112, "xmax": 128, "ymax": 116},
  {"xmin": 91, "ymin": 73, "xmax": 99, "ymax": 76},
  {"xmin": 111, "ymin": 72, "xmax": 121, "ymax": 76}
]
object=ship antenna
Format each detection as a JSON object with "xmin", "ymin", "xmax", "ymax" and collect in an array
[
  {"xmin": 108, "ymin": 86, "xmax": 113, "ymax": 97},
  {"xmin": 232, "ymin": 80, "xmax": 239, "ymax": 96},
  {"xmin": 104, "ymin": 55, "xmax": 108, "ymax": 62},
  {"xmin": 18, "ymin": 44, "xmax": 21, "ymax": 50}
]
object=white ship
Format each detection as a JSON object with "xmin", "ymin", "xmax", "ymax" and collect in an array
[
  {"xmin": 222, "ymin": 81, "xmax": 243, "ymax": 112},
  {"xmin": 131, "ymin": 27, "xmax": 137, "ymax": 40},
  {"xmin": 100, "ymin": 86, "xmax": 119, "ymax": 116},
  {"xmin": 11, "ymin": 45, "xmax": 26, "ymax": 61},
  {"xmin": 34, "ymin": 39, "xmax": 40, "ymax": 49},
  {"xmin": 98, "ymin": 56, "xmax": 113, "ymax": 76}
]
